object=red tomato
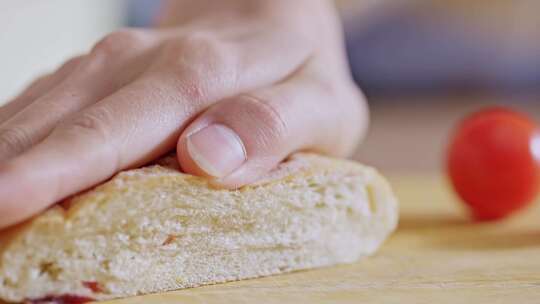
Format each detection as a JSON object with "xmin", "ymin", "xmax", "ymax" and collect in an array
[{"xmin": 447, "ymin": 107, "xmax": 540, "ymax": 221}]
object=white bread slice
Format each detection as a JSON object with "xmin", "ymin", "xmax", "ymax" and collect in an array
[{"xmin": 0, "ymin": 153, "xmax": 398, "ymax": 303}]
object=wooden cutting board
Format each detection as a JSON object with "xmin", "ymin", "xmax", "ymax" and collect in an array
[{"xmin": 101, "ymin": 175, "xmax": 540, "ymax": 304}]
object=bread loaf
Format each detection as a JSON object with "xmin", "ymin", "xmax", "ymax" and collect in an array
[{"xmin": 0, "ymin": 153, "xmax": 398, "ymax": 303}]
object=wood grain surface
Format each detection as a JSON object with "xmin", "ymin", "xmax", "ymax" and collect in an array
[{"xmin": 102, "ymin": 175, "xmax": 540, "ymax": 304}]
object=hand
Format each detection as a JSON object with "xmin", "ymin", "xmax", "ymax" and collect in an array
[{"xmin": 0, "ymin": 0, "xmax": 367, "ymax": 228}]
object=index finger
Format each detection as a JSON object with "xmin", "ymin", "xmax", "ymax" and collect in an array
[
  {"xmin": 0, "ymin": 30, "xmax": 313, "ymax": 229},
  {"xmin": 0, "ymin": 72, "xmax": 208, "ymax": 228},
  {"xmin": 0, "ymin": 56, "xmax": 84, "ymax": 123}
]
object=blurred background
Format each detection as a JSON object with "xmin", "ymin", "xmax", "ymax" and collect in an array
[{"xmin": 1, "ymin": 0, "xmax": 539, "ymax": 174}]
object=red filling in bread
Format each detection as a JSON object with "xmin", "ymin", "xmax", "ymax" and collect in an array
[{"xmin": 24, "ymin": 294, "xmax": 94, "ymax": 304}]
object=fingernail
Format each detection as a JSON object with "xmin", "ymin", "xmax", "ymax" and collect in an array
[{"xmin": 186, "ymin": 124, "xmax": 246, "ymax": 178}]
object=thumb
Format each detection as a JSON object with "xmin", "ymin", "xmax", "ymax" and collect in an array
[{"xmin": 177, "ymin": 72, "xmax": 367, "ymax": 188}]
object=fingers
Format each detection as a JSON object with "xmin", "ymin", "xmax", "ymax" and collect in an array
[
  {"xmin": 0, "ymin": 78, "xmax": 169, "ymax": 228},
  {"xmin": 0, "ymin": 28, "xmax": 315, "ymax": 229},
  {"xmin": 0, "ymin": 26, "xmax": 311, "ymax": 163},
  {"xmin": 0, "ymin": 30, "xmax": 159, "ymax": 161},
  {"xmin": 177, "ymin": 67, "xmax": 368, "ymax": 188},
  {"xmin": 0, "ymin": 55, "xmax": 83, "ymax": 123}
]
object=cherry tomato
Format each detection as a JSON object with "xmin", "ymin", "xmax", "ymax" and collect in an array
[{"xmin": 447, "ymin": 107, "xmax": 540, "ymax": 221}]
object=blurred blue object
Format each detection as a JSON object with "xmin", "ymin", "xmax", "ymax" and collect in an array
[
  {"xmin": 125, "ymin": 1, "xmax": 540, "ymax": 96},
  {"xmin": 127, "ymin": 0, "xmax": 162, "ymax": 27},
  {"xmin": 346, "ymin": 8, "xmax": 540, "ymax": 95}
]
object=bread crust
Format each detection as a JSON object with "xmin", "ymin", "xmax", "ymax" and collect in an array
[{"xmin": 0, "ymin": 153, "xmax": 398, "ymax": 303}]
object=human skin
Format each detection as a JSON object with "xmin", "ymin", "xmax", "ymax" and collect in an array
[{"xmin": 0, "ymin": 0, "xmax": 367, "ymax": 229}]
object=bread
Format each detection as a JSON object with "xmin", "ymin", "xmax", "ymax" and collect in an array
[{"xmin": 0, "ymin": 153, "xmax": 398, "ymax": 303}]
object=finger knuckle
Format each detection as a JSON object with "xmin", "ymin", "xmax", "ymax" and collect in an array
[
  {"xmin": 328, "ymin": 81, "xmax": 369, "ymax": 155},
  {"xmin": 65, "ymin": 54, "xmax": 84, "ymax": 66},
  {"xmin": 59, "ymin": 56, "xmax": 85, "ymax": 72},
  {"xmin": 237, "ymin": 94, "xmax": 289, "ymax": 145},
  {"xmin": 0, "ymin": 126, "xmax": 33, "ymax": 154},
  {"xmin": 338, "ymin": 82, "xmax": 368, "ymax": 123},
  {"xmin": 84, "ymin": 29, "xmax": 147, "ymax": 71},
  {"xmin": 165, "ymin": 31, "xmax": 226, "ymax": 60},
  {"xmin": 94, "ymin": 29, "xmax": 146, "ymax": 55},
  {"xmin": 50, "ymin": 56, "xmax": 85, "ymax": 81},
  {"xmin": 346, "ymin": 84, "xmax": 369, "ymax": 141},
  {"xmin": 313, "ymin": 76, "xmax": 367, "ymax": 118},
  {"xmin": 57, "ymin": 107, "xmax": 113, "ymax": 143},
  {"xmin": 161, "ymin": 32, "xmax": 235, "ymax": 85}
]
